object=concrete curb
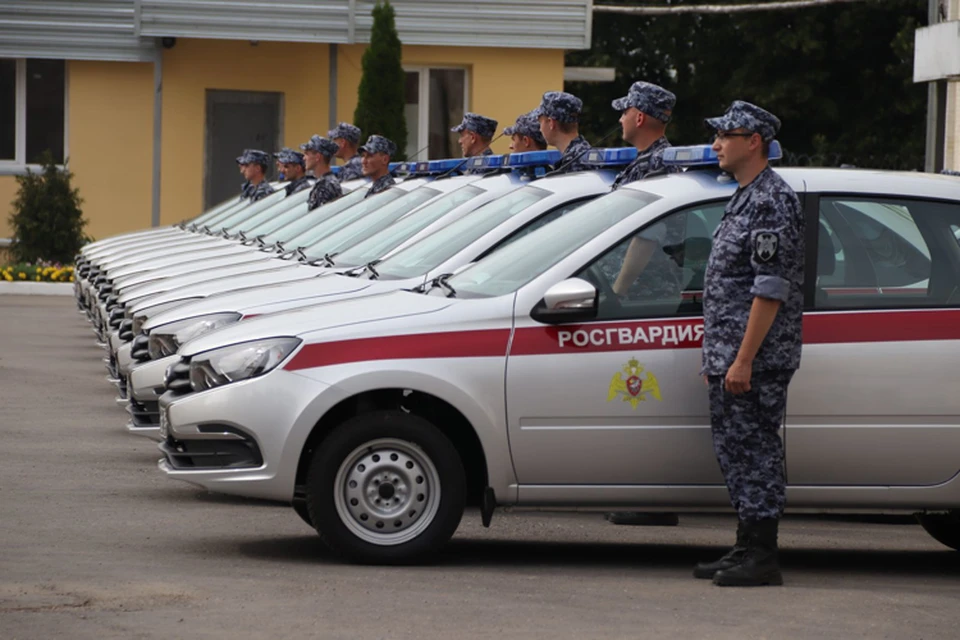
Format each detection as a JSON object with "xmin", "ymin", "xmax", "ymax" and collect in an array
[{"xmin": 0, "ymin": 281, "xmax": 73, "ymax": 296}]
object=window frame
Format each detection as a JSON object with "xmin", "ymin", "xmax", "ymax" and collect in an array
[
  {"xmin": 0, "ymin": 58, "xmax": 69, "ymax": 175},
  {"xmin": 808, "ymin": 192, "xmax": 960, "ymax": 312},
  {"xmin": 403, "ymin": 65, "xmax": 470, "ymax": 161}
]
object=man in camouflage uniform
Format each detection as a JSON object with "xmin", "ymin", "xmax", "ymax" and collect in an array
[
  {"xmin": 694, "ymin": 101, "xmax": 804, "ymax": 587},
  {"xmin": 236, "ymin": 149, "xmax": 274, "ymax": 202},
  {"xmin": 504, "ymin": 111, "xmax": 547, "ymax": 153},
  {"xmin": 328, "ymin": 122, "xmax": 363, "ymax": 182},
  {"xmin": 359, "ymin": 135, "xmax": 397, "ymax": 198},
  {"xmin": 604, "ymin": 81, "xmax": 685, "ymax": 528},
  {"xmin": 236, "ymin": 150, "xmax": 255, "ymax": 199},
  {"xmin": 452, "ymin": 112, "xmax": 499, "ymax": 175},
  {"xmin": 534, "ymin": 91, "xmax": 592, "ymax": 174},
  {"xmin": 274, "ymin": 148, "xmax": 314, "ymax": 197},
  {"xmin": 300, "ymin": 135, "xmax": 343, "ymax": 210}
]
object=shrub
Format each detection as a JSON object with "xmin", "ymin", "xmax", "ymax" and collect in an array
[{"xmin": 8, "ymin": 151, "xmax": 89, "ymax": 265}]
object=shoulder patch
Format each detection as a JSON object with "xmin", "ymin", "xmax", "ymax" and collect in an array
[{"xmin": 754, "ymin": 232, "xmax": 779, "ymax": 262}]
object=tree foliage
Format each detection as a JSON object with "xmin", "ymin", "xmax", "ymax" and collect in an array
[
  {"xmin": 353, "ymin": 1, "xmax": 408, "ymax": 160},
  {"xmin": 566, "ymin": 0, "xmax": 927, "ymax": 169},
  {"xmin": 8, "ymin": 152, "xmax": 89, "ymax": 265}
]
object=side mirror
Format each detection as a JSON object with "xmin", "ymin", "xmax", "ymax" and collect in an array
[{"xmin": 530, "ymin": 277, "xmax": 598, "ymax": 325}]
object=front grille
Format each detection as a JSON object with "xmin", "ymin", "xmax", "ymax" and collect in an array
[
  {"xmin": 131, "ymin": 334, "xmax": 150, "ymax": 362},
  {"xmin": 160, "ymin": 436, "xmax": 263, "ymax": 469},
  {"xmin": 164, "ymin": 358, "xmax": 192, "ymax": 396},
  {"xmin": 127, "ymin": 398, "xmax": 160, "ymax": 426}
]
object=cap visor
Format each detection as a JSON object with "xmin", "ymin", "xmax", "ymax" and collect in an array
[{"xmin": 611, "ymin": 97, "xmax": 629, "ymax": 111}]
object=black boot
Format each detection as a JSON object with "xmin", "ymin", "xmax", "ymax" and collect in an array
[
  {"xmin": 692, "ymin": 519, "xmax": 748, "ymax": 579},
  {"xmin": 712, "ymin": 519, "xmax": 783, "ymax": 587}
]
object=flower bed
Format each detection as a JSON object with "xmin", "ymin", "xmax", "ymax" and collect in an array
[{"xmin": 1, "ymin": 262, "xmax": 75, "ymax": 283}]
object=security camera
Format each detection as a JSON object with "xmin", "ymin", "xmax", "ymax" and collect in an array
[{"xmin": 161, "ymin": 37, "xmax": 177, "ymax": 49}]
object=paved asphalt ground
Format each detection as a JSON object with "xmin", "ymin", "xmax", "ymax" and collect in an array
[{"xmin": 2, "ymin": 295, "xmax": 959, "ymax": 639}]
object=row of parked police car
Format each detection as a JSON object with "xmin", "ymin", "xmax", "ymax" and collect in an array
[{"xmin": 74, "ymin": 145, "xmax": 960, "ymax": 564}]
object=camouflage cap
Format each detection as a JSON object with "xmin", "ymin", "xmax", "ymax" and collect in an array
[
  {"xmin": 533, "ymin": 91, "xmax": 582, "ymax": 124},
  {"xmin": 327, "ymin": 122, "xmax": 362, "ymax": 144},
  {"xmin": 503, "ymin": 111, "xmax": 546, "ymax": 146},
  {"xmin": 235, "ymin": 149, "xmax": 270, "ymax": 167},
  {"xmin": 705, "ymin": 100, "xmax": 781, "ymax": 142},
  {"xmin": 451, "ymin": 112, "xmax": 499, "ymax": 138},
  {"xmin": 300, "ymin": 134, "xmax": 340, "ymax": 158},
  {"xmin": 611, "ymin": 81, "xmax": 676, "ymax": 123},
  {"xmin": 273, "ymin": 147, "xmax": 305, "ymax": 166},
  {"xmin": 358, "ymin": 134, "xmax": 397, "ymax": 157}
]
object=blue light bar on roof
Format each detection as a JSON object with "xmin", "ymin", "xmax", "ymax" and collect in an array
[
  {"xmin": 663, "ymin": 140, "xmax": 783, "ymax": 167},
  {"xmin": 584, "ymin": 147, "xmax": 638, "ymax": 166},
  {"xmin": 504, "ymin": 150, "xmax": 561, "ymax": 168},
  {"xmin": 330, "ymin": 166, "xmax": 341, "ymax": 175},
  {"xmin": 466, "ymin": 154, "xmax": 505, "ymax": 171},
  {"xmin": 428, "ymin": 158, "xmax": 467, "ymax": 174}
]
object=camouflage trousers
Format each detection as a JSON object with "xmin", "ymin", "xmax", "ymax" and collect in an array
[{"xmin": 707, "ymin": 370, "xmax": 794, "ymax": 521}]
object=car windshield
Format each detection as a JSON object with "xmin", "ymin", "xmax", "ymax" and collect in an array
[
  {"xmin": 303, "ymin": 187, "xmax": 441, "ymax": 261},
  {"xmin": 376, "ymin": 185, "xmax": 552, "ymax": 279},
  {"xmin": 213, "ymin": 188, "xmax": 288, "ymax": 232},
  {"xmin": 280, "ymin": 188, "xmax": 405, "ymax": 248},
  {"xmin": 257, "ymin": 187, "xmax": 369, "ymax": 245},
  {"xmin": 333, "ymin": 185, "xmax": 485, "ymax": 269},
  {"xmin": 446, "ymin": 189, "xmax": 661, "ymax": 298}
]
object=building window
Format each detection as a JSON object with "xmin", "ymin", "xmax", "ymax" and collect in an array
[
  {"xmin": 0, "ymin": 58, "xmax": 66, "ymax": 168},
  {"xmin": 403, "ymin": 67, "xmax": 467, "ymax": 161}
]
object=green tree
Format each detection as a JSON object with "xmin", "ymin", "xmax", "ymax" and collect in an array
[
  {"xmin": 353, "ymin": 1, "xmax": 408, "ymax": 160},
  {"xmin": 566, "ymin": 0, "xmax": 927, "ymax": 169},
  {"xmin": 8, "ymin": 152, "xmax": 89, "ymax": 264}
]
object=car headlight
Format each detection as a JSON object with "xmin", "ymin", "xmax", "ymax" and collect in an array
[
  {"xmin": 147, "ymin": 312, "xmax": 242, "ymax": 360},
  {"xmin": 188, "ymin": 338, "xmax": 301, "ymax": 392},
  {"xmin": 132, "ymin": 299, "xmax": 200, "ymax": 336}
]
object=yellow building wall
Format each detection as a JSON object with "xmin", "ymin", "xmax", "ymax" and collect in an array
[
  {"xmin": 337, "ymin": 45, "xmax": 565, "ymax": 156},
  {"xmin": 1, "ymin": 40, "xmax": 565, "ymax": 243},
  {"xmin": 0, "ymin": 178, "xmax": 17, "ymax": 240},
  {"xmin": 158, "ymin": 39, "xmax": 331, "ymax": 226},
  {"xmin": 0, "ymin": 60, "xmax": 155, "ymax": 244}
]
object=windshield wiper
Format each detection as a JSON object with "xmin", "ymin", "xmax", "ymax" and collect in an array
[
  {"xmin": 422, "ymin": 273, "xmax": 456, "ymax": 298},
  {"xmin": 365, "ymin": 259, "xmax": 381, "ymax": 280}
]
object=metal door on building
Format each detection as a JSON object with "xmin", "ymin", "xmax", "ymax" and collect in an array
[{"xmin": 204, "ymin": 90, "xmax": 282, "ymax": 210}]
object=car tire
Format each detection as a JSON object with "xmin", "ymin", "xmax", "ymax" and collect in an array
[
  {"xmin": 305, "ymin": 410, "xmax": 466, "ymax": 565},
  {"xmin": 916, "ymin": 511, "xmax": 960, "ymax": 551}
]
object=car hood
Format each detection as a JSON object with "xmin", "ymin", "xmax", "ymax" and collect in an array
[
  {"xmin": 180, "ymin": 289, "xmax": 458, "ymax": 356},
  {"xmin": 133, "ymin": 264, "xmax": 324, "ymax": 317},
  {"xmin": 117, "ymin": 258, "xmax": 298, "ymax": 305},
  {"xmin": 106, "ymin": 242, "xmax": 255, "ymax": 279}
]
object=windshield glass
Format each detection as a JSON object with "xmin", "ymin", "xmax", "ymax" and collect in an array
[
  {"xmin": 376, "ymin": 185, "xmax": 551, "ymax": 279},
  {"xmin": 446, "ymin": 189, "xmax": 661, "ymax": 298},
  {"xmin": 214, "ymin": 188, "xmax": 288, "ymax": 231},
  {"xmin": 187, "ymin": 193, "xmax": 243, "ymax": 227},
  {"xmin": 333, "ymin": 185, "xmax": 485, "ymax": 268},
  {"xmin": 282, "ymin": 188, "xmax": 405, "ymax": 248},
  {"xmin": 256, "ymin": 187, "xmax": 368, "ymax": 243},
  {"xmin": 304, "ymin": 187, "xmax": 441, "ymax": 260}
]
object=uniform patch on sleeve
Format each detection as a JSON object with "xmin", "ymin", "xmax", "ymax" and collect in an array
[{"xmin": 754, "ymin": 232, "xmax": 779, "ymax": 262}]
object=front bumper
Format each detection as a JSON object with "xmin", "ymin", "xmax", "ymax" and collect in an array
[
  {"xmin": 126, "ymin": 354, "xmax": 177, "ymax": 440},
  {"xmin": 158, "ymin": 369, "xmax": 341, "ymax": 502}
]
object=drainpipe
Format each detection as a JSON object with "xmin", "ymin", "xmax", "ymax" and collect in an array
[
  {"xmin": 329, "ymin": 43, "xmax": 338, "ymax": 129},
  {"xmin": 151, "ymin": 43, "xmax": 163, "ymax": 227}
]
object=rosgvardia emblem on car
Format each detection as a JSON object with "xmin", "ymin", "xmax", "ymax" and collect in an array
[{"xmin": 607, "ymin": 358, "xmax": 661, "ymax": 408}]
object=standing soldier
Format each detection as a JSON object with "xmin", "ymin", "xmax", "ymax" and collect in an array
[
  {"xmin": 237, "ymin": 149, "xmax": 274, "ymax": 201},
  {"xmin": 605, "ymin": 80, "xmax": 683, "ymax": 529},
  {"xmin": 695, "ymin": 101, "xmax": 804, "ymax": 587},
  {"xmin": 504, "ymin": 111, "xmax": 548, "ymax": 153},
  {"xmin": 451, "ymin": 112, "xmax": 498, "ymax": 157},
  {"xmin": 534, "ymin": 91, "xmax": 592, "ymax": 174},
  {"xmin": 236, "ymin": 150, "xmax": 254, "ymax": 199},
  {"xmin": 300, "ymin": 135, "xmax": 343, "ymax": 210},
  {"xmin": 358, "ymin": 134, "xmax": 397, "ymax": 197},
  {"xmin": 328, "ymin": 122, "xmax": 363, "ymax": 182},
  {"xmin": 275, "ymin": 148, "xmax": 313, "ymax": 196}
]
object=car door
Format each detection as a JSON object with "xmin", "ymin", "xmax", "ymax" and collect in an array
[
  {"xmin": 505, "ymin": 201, "xmax": 731, "ymax": 491},
  {"xmin": 786, "ymin": 195, "xmax": 960, "ymax": 489}
]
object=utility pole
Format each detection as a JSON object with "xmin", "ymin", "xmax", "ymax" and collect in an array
[{"xmin": 924, "ymin": 0, "xmax": 947, "ymax": 172}]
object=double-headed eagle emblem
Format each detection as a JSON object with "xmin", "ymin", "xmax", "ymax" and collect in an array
[{"xmin": 607, "ymin": 358, "xmax": 661, "ymax": 408}]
